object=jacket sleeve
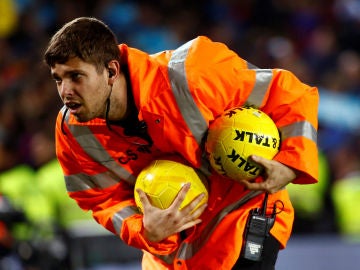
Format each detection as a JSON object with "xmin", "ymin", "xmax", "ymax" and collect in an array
[
  {"xmin": 261, "ymin": 69, "xmax": 319, "ymax": 184},
  {"xmin": 54, "ymin": 111, "xmax": 180, "ymax": 255},
  {"xmin": 186, "ymin": 36, "xmax": 319, "ymax": 184}
]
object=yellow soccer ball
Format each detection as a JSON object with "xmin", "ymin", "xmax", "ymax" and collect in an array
[
  {"xmin": 205, "ymin": 106, "xmax": 280, "ymax": 181},
  {"xmin": 134, "ymin": 160, "xmax": 208, "ymax": 216}
]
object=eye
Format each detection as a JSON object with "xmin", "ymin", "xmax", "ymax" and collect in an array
[
  {"xmin": 70, "ymin": 72, "xmax": 82, "ymax": 82},
  {"xmin": 52, "ymin": 75, "xmax": 62, "ymax": 84}
]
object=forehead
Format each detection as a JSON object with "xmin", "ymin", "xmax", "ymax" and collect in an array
[{"xmin": 51, "ymin": 57, "xmax": 98, "ymax": 75}]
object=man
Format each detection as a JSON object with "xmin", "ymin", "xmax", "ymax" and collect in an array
[{"xmin": 44, "ymin": 17, "xmax": 319, "ymax": 270}]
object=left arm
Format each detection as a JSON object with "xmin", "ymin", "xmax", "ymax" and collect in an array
[{"xmin": 185, "ymin": 37, "xmax": 319, "ymax": 188}]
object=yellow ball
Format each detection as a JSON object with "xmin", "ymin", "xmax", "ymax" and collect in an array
[
  {"xmin": 134, "ymin": 160, "xmax": 208, "ymax": 216},
  {"xmin": 205, "ymin": 106, "xmax": 280, "ymax": 181}
]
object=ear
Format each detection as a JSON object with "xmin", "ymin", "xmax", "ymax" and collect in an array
[
  {"xmin": 108, "ymin": 68, "xmax": 115, "ymax": 78},
  {"xmin": 106, "ymin": 60, "xmax": 120, "ymax": 84}
]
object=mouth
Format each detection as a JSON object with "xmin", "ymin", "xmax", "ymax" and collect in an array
[{"xmin": 65, "ymin": 102, "xmax": 82, "ymax": 113}]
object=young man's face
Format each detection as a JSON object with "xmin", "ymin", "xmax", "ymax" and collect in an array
[{"xmin": 50, "ymin": 57, "xmax": 110, "ymax": 122}]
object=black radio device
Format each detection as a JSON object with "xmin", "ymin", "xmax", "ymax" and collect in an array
[{"xmin": 241, "ymin": 193, "xmax": 276, "ymax": 261}]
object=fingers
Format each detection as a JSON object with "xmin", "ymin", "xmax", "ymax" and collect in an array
[
  {"xmin": 182, "ymin": 192, "xmax": 207, "ymax": 214},
  {"xmin": 189, "ymin": 198, "xmax": 208, "ymax": 218},
  {"xmin": 175, "ymin": 197, "xmax": 207, "ymax": 233},
  {"xmin": 250, "ymin": 154, "xmax": 269, "ymax": 168},
  {"xmin": 176, "ymin": 218, "xmax": 203, "ymax": 233},
  {"xmin": 239, "ymin": 180, "xmax": 274, "ymax": 193},
  {"xmin": 136, "ymin": 188, "xmax": 150, "ymax": 207},
  {"xmin": 171, "ymin": 184, "xmax": 207, "ymax": 217},
  {"xmin": 187, "ymin": 192, "xmax": 206, "ymax": 208},
  {"xmin": 170, "ymin": 182, "xmax": 191, "ymax": 210},
  {"xmin": 140, "ymin": 182, "xmax": 207, "ymax": 242},
  {"xmin": 137, "ymin": 188, "xmax": 158, "ymax": 214}
]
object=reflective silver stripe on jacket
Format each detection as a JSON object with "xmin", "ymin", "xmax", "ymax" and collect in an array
[
  {"xmin": 168, "ymin": 39, "xmax": 212, "ymax": 176},
  {"xmin": 249, "ymin": 69, "xmax": 273, "ymax": 107},
  {"xmin": 61, "ymin": 106, "xmax": 139, "ymax": 234},
  {"xmin": 245, "ymin": 62, "xmax": 317, "ymax": 144},
  {"xmin": 65, "ymin": 171, "xmax": 121, "ymax": 192},
  {"xmin": 168, "ymin": 39, "xmax": 208, "ymax": 146},
  {"xmin": 279, "ymin": 121, "xmax": 317, "ymax": 143},
  {"xmin": 154, "ymin": 251, "xmax": 177, "ymax": 265},
  {"xmin": 245, "ymin": 62, "xmax": 273, "ymax": 108},
  {"xmin": 61, "ymin": 106, "xmax": 136, "ymax": 187},
  {"xmin": 113, "ymin": 205, "xmax": 141, "ymax": 235},
  {"xmin": 65, "ymin": 171, "xmax": 140, "ymax": 235}
]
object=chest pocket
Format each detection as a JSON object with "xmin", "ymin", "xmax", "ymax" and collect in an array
[{"xmin": 142, "ymin": 111, "xmax": 172, "ymax": 154}]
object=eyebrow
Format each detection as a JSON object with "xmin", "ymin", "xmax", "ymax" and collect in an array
[{"xmin": 51, "ymin": 69, "xmax": 83, "ymax": 79}]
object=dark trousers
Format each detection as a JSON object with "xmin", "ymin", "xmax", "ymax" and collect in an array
[{"xmin": 232, "ymin": 235, "xmax": 280, "ymax": 270}]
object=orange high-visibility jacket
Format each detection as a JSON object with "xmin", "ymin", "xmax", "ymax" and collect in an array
[{"xmin": 55, "ymin": 36, "xmax": 319, "ymax": 269}]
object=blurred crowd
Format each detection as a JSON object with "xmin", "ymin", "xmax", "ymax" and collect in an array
[{"xmin": 0, "ymin": 0, "xmax": 360, "ymax": 268}]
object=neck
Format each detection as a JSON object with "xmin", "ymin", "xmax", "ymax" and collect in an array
[{"xmin": 106, "ymin": 72, "xmax": 128, "ymax": 121}]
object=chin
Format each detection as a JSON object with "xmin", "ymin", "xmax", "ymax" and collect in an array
[{"xmin": 73, "ymin": 113, "xmax": 89, "ymax": 122}]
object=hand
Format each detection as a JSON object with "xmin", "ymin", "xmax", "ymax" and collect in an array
[
  {"xmin": 136, "ymin": 183, "xmax": 207, "ymax": 243},
  {"xmin": 238, "ymin": 155, "xmax": 297, "ymax": 194}
]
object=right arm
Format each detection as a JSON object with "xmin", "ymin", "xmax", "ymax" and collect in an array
[{"xmin": 55, "ymin": 111, "xmax": 201, "ymax": 254}]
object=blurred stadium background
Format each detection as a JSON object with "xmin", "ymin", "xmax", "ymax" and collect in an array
[{"xmin": 0, "ymin": 0, "xmax": 359, "ymax": 269}]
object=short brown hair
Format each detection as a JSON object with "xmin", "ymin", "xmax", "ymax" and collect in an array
[{"xmin": 44, "ymin": 17, "xmax": 120, "ymax": 72}]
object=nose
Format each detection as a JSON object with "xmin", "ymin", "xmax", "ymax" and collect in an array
[{"xmin": 58, "ymin": 79, "xmax": 73, "ymax": 98}]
